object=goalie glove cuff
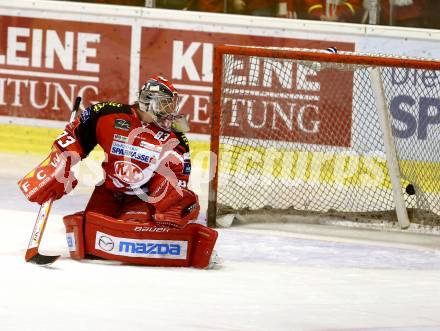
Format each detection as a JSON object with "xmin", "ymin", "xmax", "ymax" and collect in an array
[{"xmin": 18, "ymin": 146, "xmax": 79, "ymax": 205}]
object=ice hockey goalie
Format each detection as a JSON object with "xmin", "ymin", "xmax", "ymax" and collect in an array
[{"xmin": 18, "ymin": 76, "xmax": 219, "ymax": 269}]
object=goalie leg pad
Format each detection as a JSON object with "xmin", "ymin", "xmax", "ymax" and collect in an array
[
  {"xmin": 83, "ymin": 212, "xmax": 218, "ymax": 268},
  {"xmin": 187, "ymin": 223, "xmax": 219, "ymax": 269},
  {"xmin": 85, "ymin": 211, "xmax": 194, "ymax": 267},
  {"xmin": 63, "ymin": 211, "xmax": 85, "ymax": 260}
]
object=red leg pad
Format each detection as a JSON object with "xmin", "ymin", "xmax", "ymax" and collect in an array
[
  {"xmin": 187, "ymin": 223, "xmax": 219, "ymax": 269},
  {"xmin": 63, "ymin": 211, "xmax": 85, "ymax": 260},
  {"xmin": 85, "ymin": 211, "xmax": 195, "ymax": 267},
  {"xmin": 83, "ymin": 212, "xmax": 218, "ymax": 268}
]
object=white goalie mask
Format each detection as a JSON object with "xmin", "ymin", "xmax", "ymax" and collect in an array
[{"xmin": 138, "ymin": 75, "xmax": 189, "ymax": 132}]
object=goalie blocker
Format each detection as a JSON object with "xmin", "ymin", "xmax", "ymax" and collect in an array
[{"xmin": 63, "ymin": 211, "xmax": 218, "ymax": 269}]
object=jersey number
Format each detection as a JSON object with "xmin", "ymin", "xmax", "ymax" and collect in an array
[
  {"xmin": 57, "ymin": 131, "xmax": 76, "ymax": 148},
  {"xmin": 154, "ymin": 131, "xmax": 170, "ymax": 142}
]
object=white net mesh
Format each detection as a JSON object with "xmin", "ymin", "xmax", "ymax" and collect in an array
[{"xmin": 209, "ymin": 47, "xmax": 440, "ymax": 227}]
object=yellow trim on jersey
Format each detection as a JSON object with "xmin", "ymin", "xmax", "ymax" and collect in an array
[
  {"xmin": 308, "ymin": 4, "xmax": 323, "ymax": 14},
  {"xmin": 343, "ymin": 2, "xmax": 355, "ymax": 15}
]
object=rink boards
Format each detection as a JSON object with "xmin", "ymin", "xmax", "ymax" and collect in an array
[{"xmin": 3, "ymin": 122, "xmax": 440, "ymax": 195}]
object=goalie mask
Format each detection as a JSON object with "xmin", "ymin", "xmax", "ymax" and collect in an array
[{"xmin": 138, "ymin": 75, "xmax": 188, "ymax": 132}]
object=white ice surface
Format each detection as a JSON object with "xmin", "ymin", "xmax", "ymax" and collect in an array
[{"xmin": 1, "ymin": 153, "xmax": 440, "ymax": 331}]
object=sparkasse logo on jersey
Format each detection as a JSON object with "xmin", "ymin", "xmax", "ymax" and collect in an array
[{"xmin": 0, "ymin": 16, "xmax": 131, "ymax": 121}]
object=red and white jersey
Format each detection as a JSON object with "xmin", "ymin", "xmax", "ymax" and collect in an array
[{"xmin": 57, "ymin": 101, "xmax": 191, "ymax": 194}]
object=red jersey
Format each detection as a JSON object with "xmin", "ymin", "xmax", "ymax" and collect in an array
[
  {"xmin": 185, "ymin": 0, "xmax": 224, "ymax": 12},
  {"xmin": 305, "ymin": 0, "xmax": 361, "ymax": 19},
  {"xmin": 246, "ymin": 0, "xmax": 295, "ymax": 15},
  {"xmin": 59, "ymin": 102, "xmax": 191, "ymax": 195},
  {"xmin": 380, "ymin": 0, "xmax": 426, "ymax": 23}
]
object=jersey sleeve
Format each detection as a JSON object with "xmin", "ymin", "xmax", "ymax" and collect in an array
[
  {"xmin": 172, "ymin": 131, "xmax": 192, "ymax": 186},
  {"xmin": 74, "ymin": 105, "xmax": 98, "ymax": 157},
  {"xmin": 60, "ymin": 102, "xmax": 131, "ymax": 158}
]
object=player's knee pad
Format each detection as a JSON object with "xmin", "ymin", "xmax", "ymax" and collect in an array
[
  {"xmin": 153, "ymin": 189, "xmax": 200, "ymax": 228},
  {"xmin": 118, "ymin": 195, "xmax": 154, "ymax": 222},
  {"xmin": 63, "ymin": 211, "xmax": 85, "ymax": 260}
]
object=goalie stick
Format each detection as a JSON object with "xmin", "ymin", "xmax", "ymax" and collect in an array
[{"xmin": 25, "ymin": 96, "xmax": 82, "ymax": 266}]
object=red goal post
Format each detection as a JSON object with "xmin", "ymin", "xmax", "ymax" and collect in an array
[{"xmin": 208, "ymin": 45, "xmax": 440, "ymax": 230}]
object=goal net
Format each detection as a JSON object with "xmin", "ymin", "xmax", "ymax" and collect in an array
[{"xmin": 207, "ymin": 45, "xmax": 440, "ymax": 230}]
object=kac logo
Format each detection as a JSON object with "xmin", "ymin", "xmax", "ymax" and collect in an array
[{"xmin": 114, "ymin": 161, "xmax": 144, "ymax": 184}]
